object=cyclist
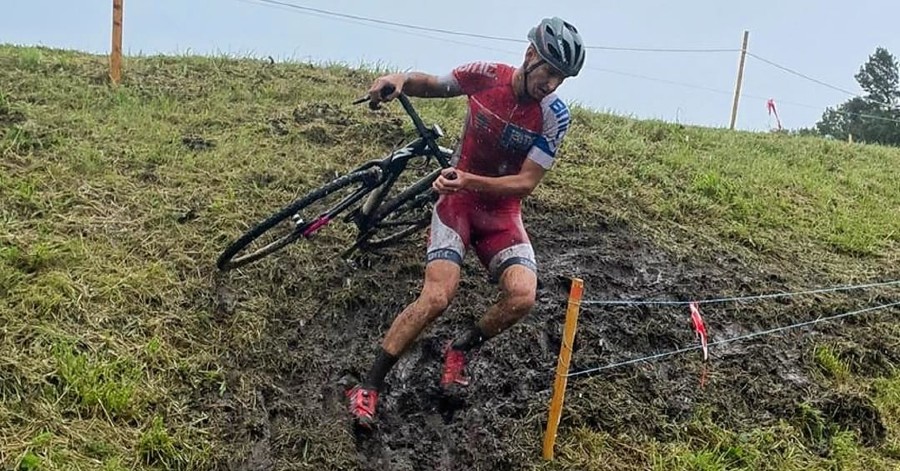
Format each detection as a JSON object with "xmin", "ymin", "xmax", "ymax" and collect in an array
[{"xmin": 348, "ymin": 17, "xmax": 585, "ymax": 427}]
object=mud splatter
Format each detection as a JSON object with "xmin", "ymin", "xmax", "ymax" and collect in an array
[{"xmin": 212, "ymin": 201, "xmax": 897, "ymax": 470}]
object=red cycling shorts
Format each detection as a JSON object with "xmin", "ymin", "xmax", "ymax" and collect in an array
[{"xmin": 426, "ymin": 192, "xmax": 536, "ymax": 282}]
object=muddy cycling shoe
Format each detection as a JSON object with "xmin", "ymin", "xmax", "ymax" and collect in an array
[
  {"xmin": 346, "ymin": 385, "xmax": 379, "ymax": 428},
  {"xmin": 440, "ymin": 343, "xmax": 469, "ymax": 389}
]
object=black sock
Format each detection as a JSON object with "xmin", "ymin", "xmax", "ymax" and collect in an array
[
  {"xmin": 451, "ymin": 324, "xmax": 491, "ymax": 352},
  {"xmin": 365, "ymin": 348, "xmax": 398, "ymax": 391}
]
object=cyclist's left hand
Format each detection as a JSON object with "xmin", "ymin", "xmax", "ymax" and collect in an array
[{"xmin": 433, "ymin": 168, "xmax": 467, "ymax": 195}]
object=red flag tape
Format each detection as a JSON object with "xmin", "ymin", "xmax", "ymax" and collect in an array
[
  {"xmin": 689, "ymin": 302, "xmax": 709, "ymax": 361},
  {"xmin": 767, "ymin": 98, "xmax": 783, "ymax": 131}
]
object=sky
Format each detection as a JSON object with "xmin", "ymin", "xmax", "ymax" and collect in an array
[{"xmin": 3, "ymin": 0, "xmax": 899, "ymax": 131}]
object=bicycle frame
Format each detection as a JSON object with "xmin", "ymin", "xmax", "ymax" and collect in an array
[
  {"xmin": 357, "ymin": 136, "xmax": 453, "ymax": 222},
  {"xmin": 300, "ymin": 94, "xmax": 454, "ymax": 240},
  {"xmin": 215, "ymin": 92, "xmax": 459, "ymax": 270}
]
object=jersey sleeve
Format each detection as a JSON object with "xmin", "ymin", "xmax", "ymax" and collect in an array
[
  {"xmin": 436, "ymin": 62, "xmax": 500, "ymax": 96},
  {"xmin": 527, "ymin": 96, "xmax": 571, "ymax": 170}
]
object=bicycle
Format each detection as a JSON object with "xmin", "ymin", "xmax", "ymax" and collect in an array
[{"xmin": 216, "ymin": 86, "xmax": 456, "ymax": 271}]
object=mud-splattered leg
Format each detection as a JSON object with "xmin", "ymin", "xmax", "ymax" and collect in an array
[{"xmin": 478, "ymin": 265, "xmax": 537, "ymax": 336}]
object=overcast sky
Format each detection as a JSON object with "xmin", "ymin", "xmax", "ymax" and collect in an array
[{"xmin": 4, "ymin": 0, "xmax": 898, "ymax": 131}]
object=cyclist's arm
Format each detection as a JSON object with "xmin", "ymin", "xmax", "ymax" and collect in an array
[
  {"xmin": 458, "ymin": 160, "xmax": 547, "ymax": 198},
  {"xmin": 376, "ymin": 63, "xmax": 496, "ymax": 100},
  {"xmin": 462, "ymin": 95, "xmax": 569, "ymax": 197},
  {"xmin": 402, "ymin": 72, "xmax": 464, "ymax": 98}
]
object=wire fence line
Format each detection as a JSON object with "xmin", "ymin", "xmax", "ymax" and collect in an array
[
  {"xmin": 236, "ymin": 0, "xmax": 900, "ymax": 127},
  {"xmin": 242, "ymin": 0, "xmax": 742, "ymax": 53},
  {"xmin": 567, "ymin": 300, "xmax": 900, "ymax": 378},
  {"xmin": 580, "ymin": 279, "xmax": 900, "ymax": 307}
]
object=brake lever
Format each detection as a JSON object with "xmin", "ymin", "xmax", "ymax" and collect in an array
[{"xmin": 352, "ymin": 84, "xmax": 397, "ymax": 106}]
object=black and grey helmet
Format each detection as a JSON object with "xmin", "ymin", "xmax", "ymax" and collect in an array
[{"xmin": 527, "ymin": 17, "xmax": 586, "ymax": 77}]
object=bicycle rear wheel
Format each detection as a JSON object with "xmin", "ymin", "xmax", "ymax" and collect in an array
[{"xmin": 217, "ymin": 168, "xmax": 378, "ymax": 271}]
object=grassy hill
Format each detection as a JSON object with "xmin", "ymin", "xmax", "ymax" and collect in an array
[{"xmin": 1, "ymin": 45, "xmax": 899, "ymax": 470}]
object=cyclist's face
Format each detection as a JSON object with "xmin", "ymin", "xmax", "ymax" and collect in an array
[
  {"xmin": 523, "ymin": 49, "xmax": 567, "ymax": 100},
  {"xmin": 528, "ymin": 64, "xmax": 566, "ymax": 99}
]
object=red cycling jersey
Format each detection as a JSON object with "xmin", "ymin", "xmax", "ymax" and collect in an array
[{"xmin": 426, "ymin": 62, "xmax": 571, "ymax": 280}]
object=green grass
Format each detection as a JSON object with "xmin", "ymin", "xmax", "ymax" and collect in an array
[
  {"xmin": 544, "ymin": 113, "xmax": 900, "ymax": 260},
  {"xmin": 1, "ymin": 44, "xmax": 898, "ymax": 470},
  {"xmin": 814, "ymin": 344, "xmax": 852, "ymax": 383},
  {"xmin": 551, "ymin": 393, "xmax": 900, "ymax": 471}
]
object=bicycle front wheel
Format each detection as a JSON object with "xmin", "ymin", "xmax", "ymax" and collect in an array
[{"xmin": 217, "ymin": 168, "xmax": 378, "ymax": 271}]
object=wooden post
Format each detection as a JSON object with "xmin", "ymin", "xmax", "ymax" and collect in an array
[
  {"xmin": 110, "ymin": 0, "xmax": 124, "ymax": 85},
  {"xmin": 729, "ymin": 30, "xmax": 749, "ymax": 130},
  {"xmin": 542, "ymin": 277, "xmax": 584, "ymax": 460}
]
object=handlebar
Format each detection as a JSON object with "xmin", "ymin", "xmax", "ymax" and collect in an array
[{"xmin": 353, "ymin": 85, "xmax": 455, "ymax": 179}]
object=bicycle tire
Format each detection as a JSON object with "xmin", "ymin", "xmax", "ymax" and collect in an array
[
  {"xmin": 217, "ymin": 169, "xmax": 378, "ymax": 271},
  {"xmin": 359, "ymin": 169, "xmax": 440, "ymax": 250}
]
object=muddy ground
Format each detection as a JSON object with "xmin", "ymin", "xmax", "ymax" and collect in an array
[{"xmin": 208, "ymin": 194, "xmax": 898, "ymax": 471}]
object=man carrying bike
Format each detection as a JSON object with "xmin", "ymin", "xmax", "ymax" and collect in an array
[{"xmin": 348, "ymin": 17, "xmax": 585, "ymax": 427}]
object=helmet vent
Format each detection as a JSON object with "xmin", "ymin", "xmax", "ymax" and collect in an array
[
  {"xmin": 547, "ymin": 44, "xmax": 562, "ymax": 62},
  {"xmin": 561, "ymin": 41, "xmax": 572, "ymax": 64}
]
